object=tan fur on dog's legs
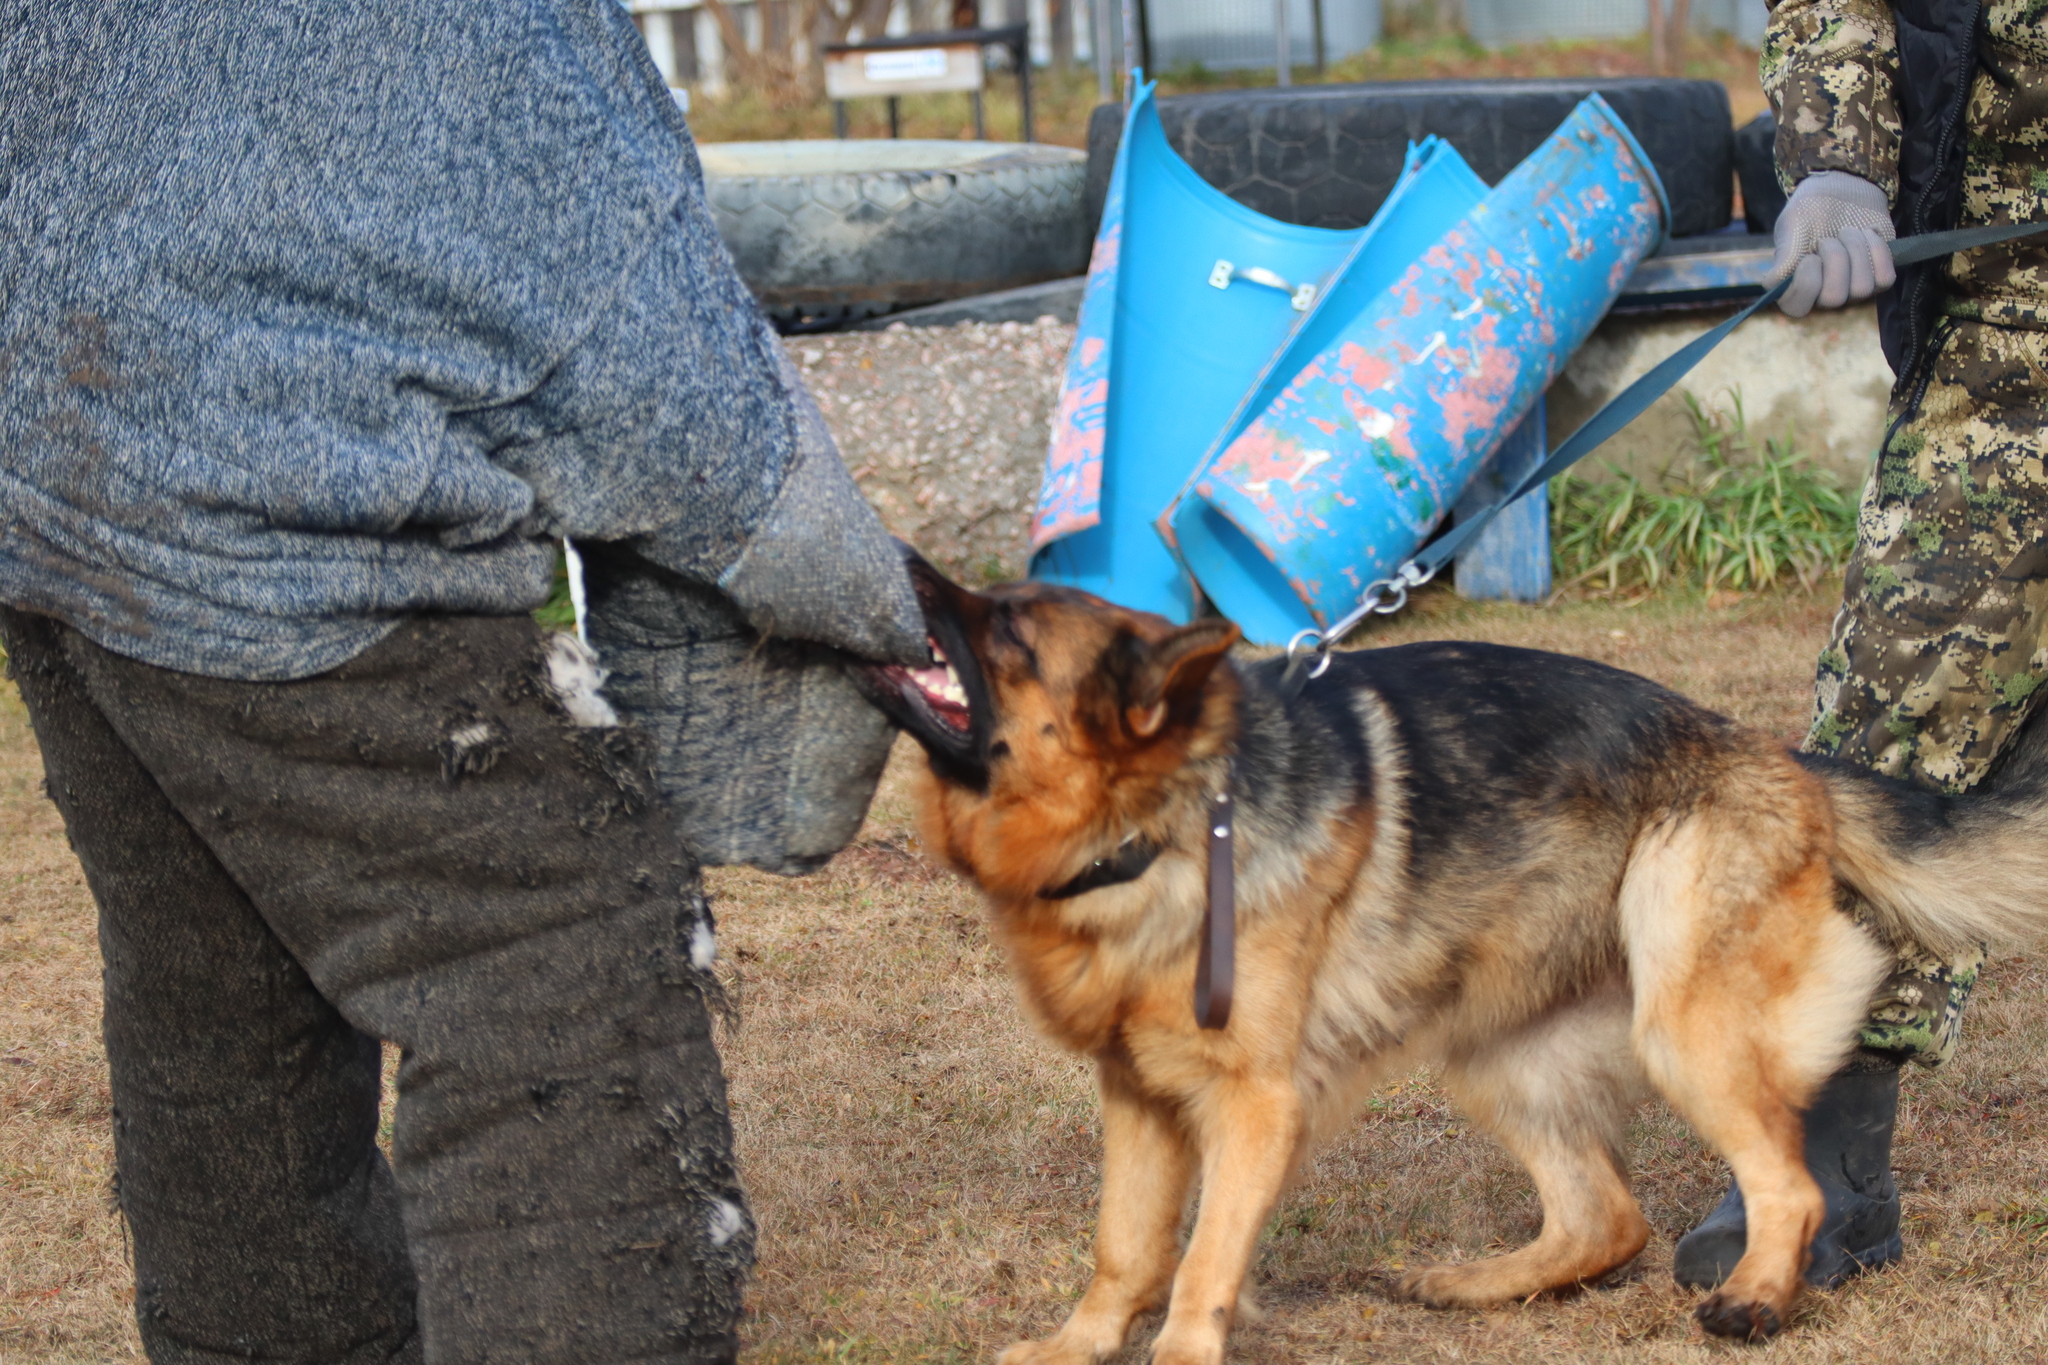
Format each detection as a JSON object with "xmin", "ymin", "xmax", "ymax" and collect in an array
[
  {"xmin": 1400, "ymin": 992, "xmax": 1650, "ymax": 1306},
  {"xmin": 1146, "ymin": 1077, "xmax": 1303, "ymax": 1365},
  {"xmin": 1622, "ymin": 808, "xmax": 1890, "ymax": 1338},
  {"xmin": 1684, "ymin": 1111, "xmax": 1822, "ymax": 1335},
  {"xmin": 1634, "ymin": 1005, "xmax": 1824, "ymax": 1340},
  {"xmin": 1398, "ymin": 1133, "xmax": 1645, "ymax": 1307},
  {"xmin": 1635, "ymin": 1015, "xmax": 1833, "ymax": 1335},
  {"xmin": 999, "ymin": 1062, "xmax": 1196, "ymax": 1365}
]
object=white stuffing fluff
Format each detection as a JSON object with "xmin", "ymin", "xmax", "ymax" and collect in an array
[
  {"xmin": 444, "ymin": 721, "xmax": 495, "ymax": 751},
  {"xmin": 690, "ymin": 918, "xmax": 718, "ymax": 971},
  {"xmin": 708, "ymin": 1198, "xmax": 746, "ymax": 1247},
  {"xmin": 545, "ymin": 631, "xmax": 620, "ymax": 728},
  {"xmin": 563, "ymin": 538, "xmax": 592, "ymax": 645}
]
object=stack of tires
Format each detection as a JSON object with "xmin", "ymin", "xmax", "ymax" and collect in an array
[
  {"xmin": 702, "ymin": 79, "xmax": 1755, "ymax": 332},
  {"xmin": 697, "ymin": 140, "xmax": 1090, "ymax": 332},
  {"xmin": 1092, "ymin": 77, "xmax": 1737, "ymax": 236}
]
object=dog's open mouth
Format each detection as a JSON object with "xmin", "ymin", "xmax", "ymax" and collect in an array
[
  {"xmin": 874, "ymin": 638, "xmax": 972, "ymax": 733},
  {"xmin": 848, "ymin": 552, "xmax": 994, "ymax": 788}
]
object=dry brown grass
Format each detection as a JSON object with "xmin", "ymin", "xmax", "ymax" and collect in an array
[
  {"xmin": 0, "ymin": 677, "xmax": 140, "ymax": 1361},
  {"xmin": 12, "ymin": 585, "xmax": 2048, "ymax": 1360}
]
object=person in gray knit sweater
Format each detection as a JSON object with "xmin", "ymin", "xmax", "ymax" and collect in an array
[{"xmin": 1, "ymin": 3, "xmax": 928, "ymax": 1361}]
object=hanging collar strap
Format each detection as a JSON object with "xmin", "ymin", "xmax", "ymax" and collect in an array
[{"xmin": 1195, "ymin": 760, "xmax": 1236, "ymax": 1030}]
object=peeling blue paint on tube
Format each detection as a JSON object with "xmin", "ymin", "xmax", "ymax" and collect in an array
[
  {"xmin": 1159, "ymin": 136, "xmax": 1493, "ymax": 647},
  {"xmin": 1163, "ymin": 94, "xmax": 1668, "ymax": 644}
]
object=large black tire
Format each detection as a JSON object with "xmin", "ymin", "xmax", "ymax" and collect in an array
[
  {"xmin": 1734, "ymin": 111, "xmax": 1787, "ymax": 234},
  {"xmin": 700, "ymin": 140, "xmax": 1090, "ymax": 331},
  {"xmin": 1086, "ymin": 79, "xmax": 1735, "ymax": 239},
  {"xmin": 1083, "ymin": 101, "xmax": 1125, "ymax": 242}
]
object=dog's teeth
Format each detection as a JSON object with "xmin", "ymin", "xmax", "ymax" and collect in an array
[{"xmin": 907, "ymin": 657, "xmax": 970, "ymax": 712}]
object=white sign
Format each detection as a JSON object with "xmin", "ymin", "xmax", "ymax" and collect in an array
[
  {"xmin": 825, "ymin": 43, "xmax": 984, "ymax": 98},
  {"xmin": 863, "ymin": 48, "xmax": 949, "ymax": 82}
]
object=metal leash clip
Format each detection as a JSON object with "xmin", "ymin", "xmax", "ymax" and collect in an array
[{"xmin": 1278, "ymin": 560, "xmax": 1436, "ymax": 697}]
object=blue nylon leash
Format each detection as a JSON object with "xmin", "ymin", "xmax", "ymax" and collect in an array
[{"xmin": 1277, "ymin": 218, "xmax": 2048, "ymax": 694}]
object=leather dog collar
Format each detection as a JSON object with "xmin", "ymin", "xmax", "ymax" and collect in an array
[
  {"xmin": 1034, "ymin": 762, "xmax": 1235, "ymax": 1032},
  {"xmin": 1040, "ymin": 835, "xmax": 1162, "ymax": 900}
]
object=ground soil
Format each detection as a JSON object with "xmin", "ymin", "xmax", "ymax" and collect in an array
[
  {"xmin": 800, "ymin": 319, "xmax": 1067, "ymax": 589},
  {"xmin": 12, "ymin": 584, "xmax": 2048, "ymax": 1361}
]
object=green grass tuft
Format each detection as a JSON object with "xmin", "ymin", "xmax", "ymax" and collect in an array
[
  {"xmin": 1549, "ymin": 393, "xmax": 1860, "ymax": 596},
  {"xmin": 533, "ymin": 542, "xmax": 578, "ymax": 632}
]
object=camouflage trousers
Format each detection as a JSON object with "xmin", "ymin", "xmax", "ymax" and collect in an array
[{"xmin": 1806, "ymin": 319, "xmax": 2048, "ymax": 1065}]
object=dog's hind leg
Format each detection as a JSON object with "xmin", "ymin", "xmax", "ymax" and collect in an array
[
  {"xmin": 1621, "ymin": 797, "xmax": 1891, "ymax": 1339},
  {"xmin": 1000, "ymin": 1058, "xmax": 1197, "ymax": 1365},
  {"xmin": 1397, "ymin": 986, "xmax": 1651, "ymax": 1307}
]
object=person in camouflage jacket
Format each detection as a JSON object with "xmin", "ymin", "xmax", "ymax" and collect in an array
[{"xmin": 1675, "ymin": 0, "xmax": 2048, "ymax": 1294}]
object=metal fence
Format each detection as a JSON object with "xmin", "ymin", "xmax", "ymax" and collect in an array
[
  {"xmin": 626, "ymin": 0, "xmax": 1105, "ymax": 95},
  {"xmin": 1144, "ymin": 0, "xmax": 1382, "ymax": 74},
  {"xmin": 1465, "ymin": 0, "xmax": 1766, "ymax": 48},
  {"xmin": 626, "ymin": 0, "xmax": 1767, "ymax": 99}
]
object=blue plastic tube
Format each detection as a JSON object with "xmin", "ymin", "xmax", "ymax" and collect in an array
[
  {"xmin": 1028, "ymin": 80, "xmax": 1369, "ymax": 622},
  {"xmin": 1161, "ymin": 137, "xmax": 1491, "ymax": 646},
  {"xmin": 1164, "ymin": 93, "xmax": 1667, "ymax": 642}
]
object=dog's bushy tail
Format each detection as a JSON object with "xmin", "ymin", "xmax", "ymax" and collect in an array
[{"xmin": 1812, "ymin": 710, "xmax": 2048, "ymax": 957}]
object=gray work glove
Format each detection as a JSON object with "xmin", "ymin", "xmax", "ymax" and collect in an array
[{"xmin": 1765, "ymin": 171, "xmax": 1897, "ymax": 318}]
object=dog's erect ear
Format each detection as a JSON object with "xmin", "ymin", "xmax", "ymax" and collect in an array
[{"xmin": 1121, "ymin": 619, "xmax": 1240, "ymax": 740}]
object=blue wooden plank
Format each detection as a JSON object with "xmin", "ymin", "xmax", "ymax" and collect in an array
[
  {"xmin": 1453, "ymin": 398, "xmax": 1552, "ymax": 603},
  {"xmin": 1615, "ymin": 241, "xmax": 1772, "ymax": 310}
]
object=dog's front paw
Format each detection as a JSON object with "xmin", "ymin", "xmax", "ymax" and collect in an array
[
  {"xmin": 997, "ymin": 1336, "xmax": 1102, "ymax": 1365},
  {"xmin": 1147, "ymin": 1319, "xmax": 1226, "ymax": 1365},
  {"xmin": 1694, "ymin": 1291, "xmax": 1783, "ymax": 1340},
  {"xmin": 1147, "ymin": 1339, "xmax": 1224, "ymax": 1365}
]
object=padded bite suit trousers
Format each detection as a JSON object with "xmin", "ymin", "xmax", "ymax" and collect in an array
[{"xmin": 0, "ymin": 609, "xmax": 751, "ymax": 1364}]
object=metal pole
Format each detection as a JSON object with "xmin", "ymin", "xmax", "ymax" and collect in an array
[
  {"xmin": 1120, "ymin": 0, "xmax": 1136, "ymax": 98},
  {"xmin": 1274, "ymin": 0, "xmax": 1290, "ymax": 86},
  {"xmin": 973, "ymin": 87, "xmax": 986, "ymax": 138},
  {"xmin": 888, "ymin": 95, "xmax": 900, "ymax": 137},
  {"xmin": 1093, "ymin": 0, "xmax": 1114, "ymax": 100},
  {"xmin": 834, "ymin": 100, "xmax": 848, "ymax": 138},
  {"xmin": 1311, "ymin": 0, "xmax": 1325, "ymax": 74},
  {"xmin": 1017, "ymin": 31, "xmax": 1035, "ymax": 141}
]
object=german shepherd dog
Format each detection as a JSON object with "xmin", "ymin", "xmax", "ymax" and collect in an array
[{"xmin": 854, "ymin": 557, "xmax": 2048, "ymax": 1364}]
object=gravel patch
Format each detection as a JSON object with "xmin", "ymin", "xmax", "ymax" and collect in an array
[{"xmin": 797, "ymin": 317, "xmax": 1074, "ymax": 585}]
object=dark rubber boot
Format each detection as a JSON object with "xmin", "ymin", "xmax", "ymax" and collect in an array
[{"xmin": 1672, "ymin": 1050, "xmax": 1904, "ymax": 1290}]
